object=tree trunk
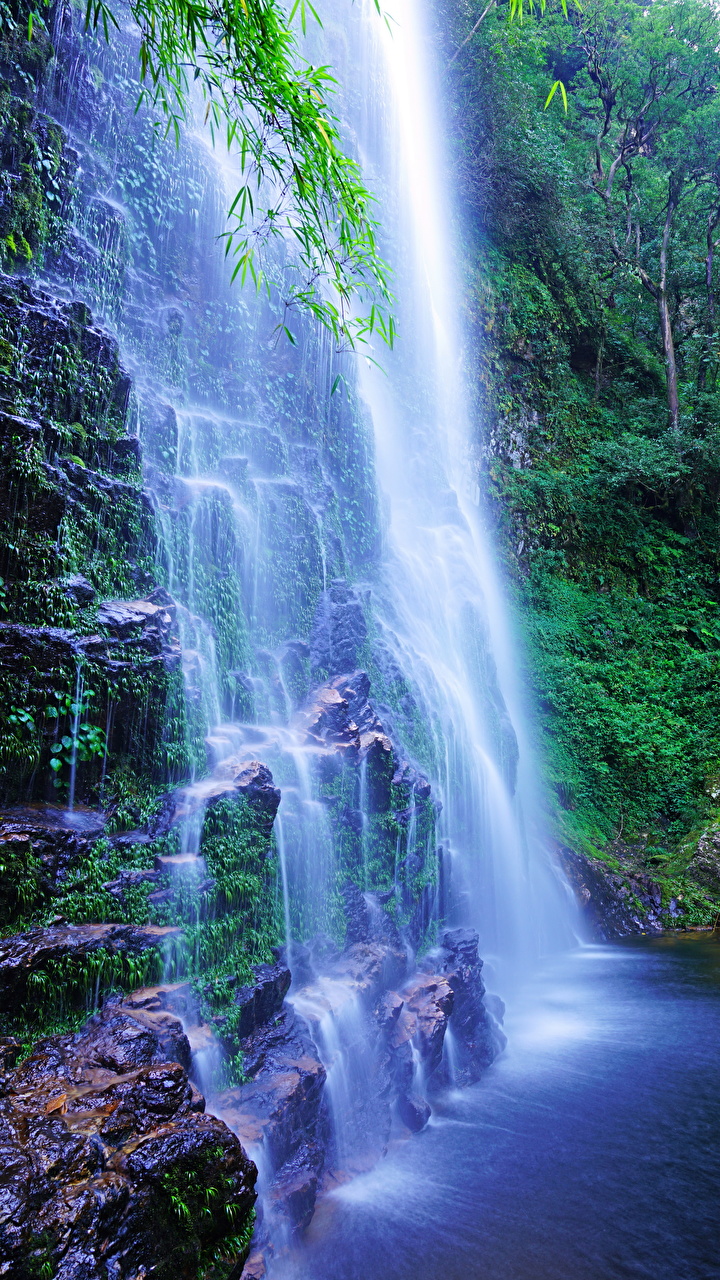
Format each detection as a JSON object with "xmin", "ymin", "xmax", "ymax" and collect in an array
[
  {"xmin": 658, "ymin": 173, "xmax": 683, "ymax": 432},
  {"xmin": 658, "ymin": 288, "xmax": 680, "ymax": 431},
  {"xmin": 698, "ymin": 202, "xmax": 720, "ymax": 391}
]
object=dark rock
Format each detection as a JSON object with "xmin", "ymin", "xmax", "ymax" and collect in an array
[
  {"xmin": 216, "ymin": 1005, "xmax": 327, "ymax": 1234},
  {"xmin": 557, "ymin": 843, "xmax": 666, "ymax": 938},
  {"xmin": 342, "ymin": 882, "xmax": 402, "ymax": 948},
  {"xmin": 310, "ymin": 579, "xmax": 368, "ymax": 678},
  {"xmin": 0, "ymin": 922, "xmax": 183, "ymax": 1010},
  {"xmin": 0, "ymin": 1000, "xmax": 256, "ymax": 1278},
  {"xmin": 438, "ymin": 928, "xmax": 506, "ymax": 1084},
  {"xmin": 173, "ymin": 760, "xmax": 281, "ymax": 841},
  {"xmin": 397, "ymin": 1092, "xmax": 431, "ymax": 1133},
  {"xmin": 97, "ymin": 594, "xmax": 176, "ymax": 647},
  {"xmin": 232, "ymin": 960, "xmax": 292, "ymax": 1041},
  {"xmin": 62, "ymin": 573, "xmax": 96, "ymax": 604},
  {"xmin": 399, "ymin": 973, "xmax": 454, "ymax": 1080},
  {"xmin": 296, "ymin": 670, "xmax": 392, "ymax": 763},
  {"xmin": 0, "ymin": 805, "xmax": 105, "ymax": 909}
]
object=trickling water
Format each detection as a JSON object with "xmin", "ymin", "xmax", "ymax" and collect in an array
[{"xmin": 66, "ymin": 661, "xmax": 84, "ymax": 814}]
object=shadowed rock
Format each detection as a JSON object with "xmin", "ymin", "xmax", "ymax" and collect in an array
[
  {"xmin": 0, "ymin": 999, "xmax": 256, "ymax": 1279},
  {"xmin": 557, "ymin": 844, "xmax": 666, "ymax": 938},
  {"xmin": 216, "ymin": 1005, "xmax": 327, "ymax": 1235},
  {"xmin": 0, "ymin": 922, "xmax": 183, "ymax": 1010}
]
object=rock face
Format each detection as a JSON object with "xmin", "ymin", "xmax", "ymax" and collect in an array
[
  {"xmin": 557, "ymin": 844, "xmax": 668, "ymax": 938},
  {"xmin": 217, "ymin": 1006, "xmax": 328, "ymax": 1236},
  {"xmin": 0, "ymin": 1000, "xmax": 257, "ymax": 1279},
  {"xmin": 0, "ymin": 922, "xmax": 183, "ymax": 1011},
  {"xmin": 0, "ymin": 805, "xmax": 105, "ymax": 916},
  {"xmin": 687, "ymin": 823, "xmax": 720, "ymax": 896},
  {"xmin": 296, "ymin": 669, "xmax": 393, "ymax": 763},
  {"xmin": 309, "ymin": 579, "xmax": 368, "ymax": 678}
]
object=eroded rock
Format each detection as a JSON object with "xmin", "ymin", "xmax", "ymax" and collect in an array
[{"xmin": 0, "ymin": 999, "xmax": 256, "ymax": 1279}]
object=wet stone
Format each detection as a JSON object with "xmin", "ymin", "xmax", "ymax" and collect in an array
[{"xmin": 0, "ymin": 1000, "xmax": 256, "ymax": 1278}]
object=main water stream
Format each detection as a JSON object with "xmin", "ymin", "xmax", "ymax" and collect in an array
[{"xmin": 272, "ymin": 934, "xmax": 720, "ymax": 1280}]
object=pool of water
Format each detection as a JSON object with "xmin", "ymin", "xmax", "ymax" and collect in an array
[{"xmin": 270, "ymin": 934, "xmax": 720, "ymax": 1280}]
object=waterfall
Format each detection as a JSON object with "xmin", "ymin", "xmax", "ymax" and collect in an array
[
  {"xmin": 323, "ymin": 0, "xmax": 575, "ymax": 982},
  {"xmin": 37, "ymin": 0, "xmax": 576, "ymax": 1260}
]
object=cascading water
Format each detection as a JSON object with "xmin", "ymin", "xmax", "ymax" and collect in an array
[
  {"xmin": 38, "ymin": 0, "xmax": 576, "ymax": 1263},
  {"xmin": 322, "ymin": 0, "xmax": 576, "ymax": 976}
]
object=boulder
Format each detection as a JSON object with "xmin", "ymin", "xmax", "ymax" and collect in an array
[
  {"xmin": 62, "ymin": 573, "xmax": 96, "ymax": 604},
  {"xmin": 97, "ymin": 594, "xmax": 176, "ymax": 648},
  {"xmin": 0, "ymin": 1000, "xmax": 256, "ymax": 1279},
  {"xmin": 296, "ymin": 671, "xmax": 393, "ymax": 762},
  {"xmin": 172, "ymin": 760, "xmax": 281, "ymax": 840}
]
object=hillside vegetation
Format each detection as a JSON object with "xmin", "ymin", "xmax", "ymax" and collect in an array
[{"xmin": 445, "ymin": 0, "xmax": 720, "ymax": 916}]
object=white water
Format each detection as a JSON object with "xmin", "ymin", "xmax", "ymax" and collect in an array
[
  {"xmin": 42, "ymin": 0, "xmax": 580, "ymax": 1250},
  {"xmin": 332, "ymin": 0, "xmax": 575, "ymax": 987}
]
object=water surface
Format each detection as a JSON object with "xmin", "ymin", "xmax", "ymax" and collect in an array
[{"xmin": 273, "ymin": 935, "xmax": 720, "ymax": 1280}]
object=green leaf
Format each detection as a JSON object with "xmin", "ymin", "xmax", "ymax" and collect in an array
[{"xmin": 544, "ymin": 79, "xmax": 568, "ymax": 113}]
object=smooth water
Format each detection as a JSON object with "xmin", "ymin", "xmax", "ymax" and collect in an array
[{"xmin": 270, "ymin": 934, "xmax": 720, "ymax": 1280}]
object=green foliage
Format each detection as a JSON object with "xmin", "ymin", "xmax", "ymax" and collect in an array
[
  {"xmin": 445, "ymin": 0, "xmax": 720, "ymax": 882},
  {"xmin": 84, "ymin": 0, "xmax": 394, "ymax": 349}
]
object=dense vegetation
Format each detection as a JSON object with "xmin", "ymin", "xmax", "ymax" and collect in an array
[{"xmin": 444, "ymin": 0, "xmax": 720, "ymax": 909}]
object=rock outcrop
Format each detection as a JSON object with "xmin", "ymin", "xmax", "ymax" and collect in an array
[
  {"xmin": 0, "ymin": 999, "xmax": 257, "ymax": 1279},
  {"xmin": 557, "ymin": 844, "xmax": 668, "ymax": 938},
  {"xmin": 296, "ymin": 669, "xmax": 393, "ymax": 763},
  {"xmin": 0, "ymin": 922, "xmax": 183, "ymax": 1011},
  {"xmin": 217, "ymin": 1006, "xmax": 328, "ymax": 1236}
]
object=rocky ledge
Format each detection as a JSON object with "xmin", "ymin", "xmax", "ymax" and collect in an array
[
  {"xmin": 557, "ymin": 843, "xmax": 672, "ymax": 938},
  {"xmin": 0, "ymin": 998, "xmax": 256, "ymax": 1279}
]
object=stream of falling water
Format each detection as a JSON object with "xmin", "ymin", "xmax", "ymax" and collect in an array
[{"xmin": 329, "ymin": 0, "xmax": 575, "ymax": 981}]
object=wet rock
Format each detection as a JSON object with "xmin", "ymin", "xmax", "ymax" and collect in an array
[
  {"xmin": 557, "ymin": 844, "xmax": 666, "ymax": 938},
  {"xmin": 0, "ymin": 805, "xmax": 105, "ymax": 910},
  {"xmin": 216, "ymin": 1005, "xmax": 327, "ymax": 1234},
  {"xmin": 0, "ymin": 922, "xmax": 183, "ymax": 1010},
  {"xmin": 62, "ymin": 573, "xmax": 96, "ymax": 604},
  {"xmin": 397, "ymin": 973, "xmax": 454, "ymax": 1080},
  {"xmin": 310, "ymin": 579, "xmax": 368, "ymax": 678},
  {"xmin": 232, "ymin": 960, "xmax": 292, "ymax": 1041},
  {"xmin": 397, "ymin": 1092, "xmax": 431, "ymax": 1133},
  {"xmin": 230, "ymin": 761, "xmax": 282, "ymax": 833},
  {"xmin": 97, "ymin": 594, "xmax": 176, "ymax": 647},
  {"xmin": 0, "ymin": 1000, "xmax": 256, "ymax": 1278},
  {"xmin": 296, "ymin": 670, "xmax": 393, "ymax": 763},
  {"xmin": 342, "ymin": 883, "xmax": 402, "ymax": 948},
  {"xmin": 438, "ymin": 927, "xmax": 506, "ymax": 1084},
  {"xmin": 331, "ymin": 942, "xmax": 408, "ymax": 1004},
  {"xmin": 173, "ymin": 760, "xmax": 281, "ymax": 840}
]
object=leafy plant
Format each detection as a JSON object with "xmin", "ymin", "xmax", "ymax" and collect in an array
[
  {"xmin": 47, "ymin": 687, "xmax": 106, "ymax": 780},
  {"xmin": 74, "ymin": 0, "xmax": 395, "ymax": 349}
]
